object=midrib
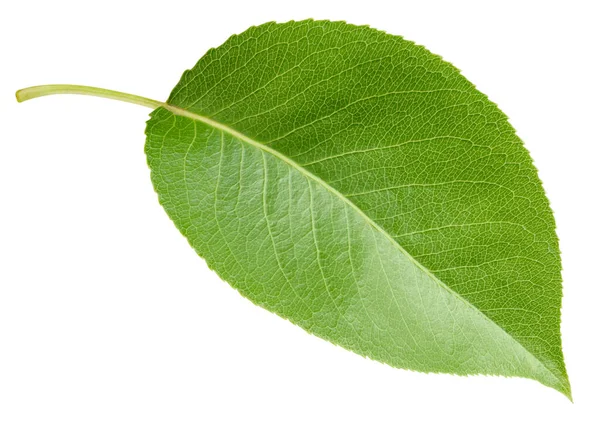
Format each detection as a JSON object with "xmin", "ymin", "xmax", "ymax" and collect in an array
[
  {"xmin": 165, "ymin": 104, "xmax": 564, "ymax": 388},
  {"xmin": 170, "ymin": 104, "xmax": 570, "ymax": 390}
]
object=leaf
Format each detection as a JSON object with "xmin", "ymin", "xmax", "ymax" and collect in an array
[{"xmin": 16, "ymin": 19, "xmax": 570, "ymax": 399}]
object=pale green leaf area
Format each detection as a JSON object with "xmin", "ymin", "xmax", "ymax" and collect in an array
[{"xmin": 17, "ymin": 20, "xmax": 570, "ymax": 398}]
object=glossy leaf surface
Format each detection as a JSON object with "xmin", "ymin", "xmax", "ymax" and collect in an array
[{"xmin": 145, "ymin": 20, "xmax": 569, "ymax": 397}]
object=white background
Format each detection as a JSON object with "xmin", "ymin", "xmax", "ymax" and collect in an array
[{"xmin": 1, "ymin": 0, "xmax": 599, "ymax": 426}]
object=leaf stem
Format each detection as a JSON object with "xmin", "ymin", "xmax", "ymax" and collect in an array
[{"xmin": 15, "ymin": 84, "xmax": 164, "ymax": 110}]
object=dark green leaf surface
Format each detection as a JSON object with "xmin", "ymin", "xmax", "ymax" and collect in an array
[{"xmin": 145, "ymin": 20, "xmax": 569, "ymax": 397}]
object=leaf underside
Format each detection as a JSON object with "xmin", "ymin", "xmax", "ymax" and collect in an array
[{"xmin": 144, "ymin": 20, "xmax": 570, "ymax": 397}]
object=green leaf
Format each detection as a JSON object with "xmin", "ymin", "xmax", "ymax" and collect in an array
[{"xmin": 16, "ymin": 19, "xmax": 570, "ymax": 399}]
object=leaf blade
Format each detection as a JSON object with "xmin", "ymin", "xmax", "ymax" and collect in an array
[{"xmin": 146, "ymin": 20, "xmax": 570, "ymax": 397}]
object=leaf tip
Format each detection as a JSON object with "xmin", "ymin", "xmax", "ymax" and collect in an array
[{"xmin": 563, "ymin": 381, "xmax": 573, "ymax": 403}]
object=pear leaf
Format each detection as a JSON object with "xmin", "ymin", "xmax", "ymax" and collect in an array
[{"xmin": 17, "ymin": 20, "xmax": 570, "ymax": 399}]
